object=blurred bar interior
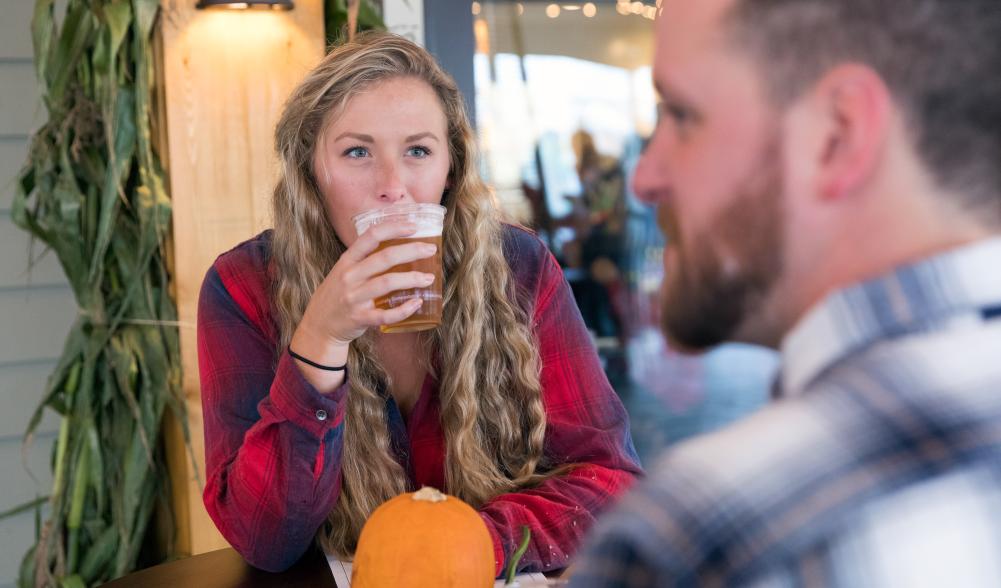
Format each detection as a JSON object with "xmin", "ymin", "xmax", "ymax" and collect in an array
[{"xmin": 468, "ymin": 0, "xmax": 779, "ymax": 460}]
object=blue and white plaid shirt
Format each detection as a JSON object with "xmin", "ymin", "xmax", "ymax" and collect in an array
[{"xmin": 570, "ymin": 238, "xmax": 1001, "ymax": 587}]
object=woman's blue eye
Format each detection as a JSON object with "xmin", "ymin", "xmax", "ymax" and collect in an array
[
  {"xmin": 344, "ymin": 146, "xmax": 369, "ymax": 158},
  {"xmin": 407, "ymin": 145, "xmax": 431, "ymax": 158}
]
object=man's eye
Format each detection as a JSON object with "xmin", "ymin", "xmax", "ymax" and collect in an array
[{"xmin": 665, "ymin": 103, "xmax": 692, "ymax": 125}]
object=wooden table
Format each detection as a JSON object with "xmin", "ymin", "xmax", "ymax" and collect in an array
[{"xmin": 101, "ymin": 547, "xmax": 336, "ymax": 588}]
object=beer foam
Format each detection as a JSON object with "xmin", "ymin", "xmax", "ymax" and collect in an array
[
  {"xmin": 354, "ymin": 219, "xmax": 441, "ymax": 238},
  {"xmin": 407, "ymin": 225, "xmax": 442, "ymax": 238},
  {"xmin": 353, "ymin": 204, "xmax": 445, "ymax": 238}
]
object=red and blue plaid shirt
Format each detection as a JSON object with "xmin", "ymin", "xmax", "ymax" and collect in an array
[{"xmin": 198, "ymin": 225, "xmax": 642, "ymax": 574}]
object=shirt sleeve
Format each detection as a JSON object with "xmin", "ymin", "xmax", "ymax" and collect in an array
[
  {"xmin": 565, "ymin": 459, "xmax": 707, "ymax": 588},
  {"xmin": 478, "ymin": 249, "xmax": 643, "ymax": 577},
  {"xmin": 198, "ymin": 264, "xmax": 347, "ymax": 572}
]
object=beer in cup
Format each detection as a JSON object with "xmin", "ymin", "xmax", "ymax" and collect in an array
[{"xmin": 352, "ymin": 203, "xmax": 446, "ymax": 333}]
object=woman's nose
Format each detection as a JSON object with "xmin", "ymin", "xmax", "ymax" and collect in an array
[{"xmin": 377, "ymin": 161, "xmax": 407, "ymax": 202}]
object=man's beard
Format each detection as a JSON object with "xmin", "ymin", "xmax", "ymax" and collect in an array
[{"xmin": 660, "ymin": 142, "xmax": 784, "ymax": 351}]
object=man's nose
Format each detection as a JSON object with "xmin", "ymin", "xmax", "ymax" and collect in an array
[{"xmin": 632, "ymin": 141, "xmax": 667, "ymax": 205}]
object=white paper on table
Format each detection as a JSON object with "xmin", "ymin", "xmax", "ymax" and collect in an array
[{"xmin": 326, "ymin": 554, "xmax": 550, "ymax": 587}]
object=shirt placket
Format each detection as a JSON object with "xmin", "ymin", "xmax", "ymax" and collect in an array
[{"xmin": 384, "ymin": 394, "xmax": 417, "ymax": 487}]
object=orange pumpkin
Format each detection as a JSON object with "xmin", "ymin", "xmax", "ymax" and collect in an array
[{"xmin": 351, "ymin": 486, "xmax": 496, "ymax": 588}]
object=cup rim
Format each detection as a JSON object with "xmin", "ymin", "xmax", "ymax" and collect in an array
[{"xmin": 351, "ymin": 202, "xmax": 446, "ymax": 226}]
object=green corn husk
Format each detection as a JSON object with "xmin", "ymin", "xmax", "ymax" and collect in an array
[
  {"xmin": 325, "ymin": 0, "xmax": 386, "ymax": 47},
  {"xmin": 11, "ymin": 1, "xmax": 190, "ymax": 586}
]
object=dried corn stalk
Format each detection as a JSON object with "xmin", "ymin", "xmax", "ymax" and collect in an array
[{"xmin": 11, "ymin": 1, "xmax": 189, "ymax": 586}]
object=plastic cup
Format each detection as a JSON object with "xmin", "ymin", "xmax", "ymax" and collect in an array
[{"xmin": 352, "ymin": 203, "xmax": 446, "ymax": 333}]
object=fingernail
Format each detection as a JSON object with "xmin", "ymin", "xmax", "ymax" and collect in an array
[
  {"xmin": 422, "ymin": 274, "xmax": 435, "ymax": 284},
  {"xmin": 424, "ymin": 244, "xmax": 437, "ymax": 254}
]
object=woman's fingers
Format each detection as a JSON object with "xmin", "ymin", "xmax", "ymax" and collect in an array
[
  {"xmin": 347, "ymin": 271, "xmax": 435, "ymax": 306},
  {"xmin": 343, "ymin": 220, "xmax": 419, "ymax": 263},
  {"xmin": 343, "ymin": 241, "xmax": 437, "ymax": 285},
  {"xmin": 366, "ymin": 297, "xmax": 424, "ymax": 327}
]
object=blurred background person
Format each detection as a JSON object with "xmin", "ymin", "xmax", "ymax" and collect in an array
[{"xmin": 473, "ymin": 3, "xmax": 778, "ymax": 461}]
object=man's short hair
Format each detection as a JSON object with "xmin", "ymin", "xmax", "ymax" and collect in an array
[{"xmin": 726, "ymin": 1, "xmax": 1001, "ymax": 220}]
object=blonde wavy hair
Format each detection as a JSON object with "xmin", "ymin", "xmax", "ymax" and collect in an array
[{"xmin": 270, "ymin": 32, "xmax": 555, "ymax": 556}]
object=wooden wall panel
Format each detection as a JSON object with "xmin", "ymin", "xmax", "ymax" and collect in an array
[
  {"xmin": 158, "ymin": 0, "xmax": 325, "ymax": 556},
  {"xmin": 0, "ymin": 213, "xmax": 69, "ymax": 289},
  {"xmin": 0, "ymin": 139, "xmax": 29, "ymax": 214},
  {"xmin": 0, "ymin": 5, "xmax": 61, "ymax": 583},
  {"xmin": 0, "ymin": 287, "xmax": 76, "ymax": 364},
  {"xmin": 0, "ymin": 435, "xmax": 54, "ymax": 588},
  {"xmin": 0, "ymin": 65, "xmax": 42, "ymax": 136},
  {"xmin": 0, "ymin": 0, "xmax": 34, "ymax": 60},
  {"xmin": 0, "ymin": 360, "xmax": 61, "ymax": 439}
]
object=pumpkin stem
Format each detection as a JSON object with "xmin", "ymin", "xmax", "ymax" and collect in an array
[
  {"xmin": 412, "ymin": 486, "xmax": 447, "ymax": 503},
  {"xmin": 505, "ymin": 525, "xmax": 532, "ymax": 585}
]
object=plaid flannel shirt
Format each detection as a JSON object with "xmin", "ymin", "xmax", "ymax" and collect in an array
[
  {"xmin": 570, "ymin": 238, "xmax": 1001, "ymax": 587},
  {"xmin": 198, "ymin": 225, "xmax": 641, "ymax": 574}
]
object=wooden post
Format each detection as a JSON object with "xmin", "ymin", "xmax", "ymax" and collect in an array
[{"xmin": 157, "ymin": 0, "xmax": 325, "ymax": 556}]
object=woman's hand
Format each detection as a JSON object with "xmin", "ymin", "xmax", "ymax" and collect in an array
[
  {"xmin": 308, "ymin": 220, "xmax": 437, "ymax": 344},
  {"xmin": 289, "ymin": 220, "xmax": 436, "ymax": 391}
]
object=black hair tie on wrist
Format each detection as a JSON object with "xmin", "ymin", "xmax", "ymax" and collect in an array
[{"xmin": 288, "ymin": 345, "xmax": 347, "ymax": 371}]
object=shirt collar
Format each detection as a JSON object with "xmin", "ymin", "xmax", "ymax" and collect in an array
[{"xmin": 779, "ymin": 237, "xmax": 1001, "ymax": 396}]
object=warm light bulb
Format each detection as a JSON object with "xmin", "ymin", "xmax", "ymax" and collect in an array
[
  {"xmin": 472, "ymin": 1, "xmax": 481, "ymax": 15},
  {"xmin": 474, "ymin": 18, "xmax": 490, "ymax": 54},
  {"xmin": 546, "ymin": 3, "xmax": 561, "ymax": 18},
  {"xmin": 630, "ymin": 2, "xmax": 645, "ymax": 15},
  {"xmin": 583, "ymin": 3, "xmax": 597, "ymax": 17},
  {"xmin": 616, "ymin": 2, "xmax": 630, "ymax": 15}
]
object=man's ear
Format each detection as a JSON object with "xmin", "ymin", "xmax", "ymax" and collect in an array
[{"xmin": 810, "ymin": 64, "xmax": 892, "ymax": 202}]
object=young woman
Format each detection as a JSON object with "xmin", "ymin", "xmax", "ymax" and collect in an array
[{"xmin": 197, "ymin": 32, "xmax": 641, "ymax": 575}]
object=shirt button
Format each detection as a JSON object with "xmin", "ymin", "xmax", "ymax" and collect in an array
[{"xmin": 315, "ymin": 409, "xmax": 328, "ymax": 421}]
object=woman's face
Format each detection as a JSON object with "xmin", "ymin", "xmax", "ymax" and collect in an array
[{"xmin": 313, "ymin": 76, "xmax": 452, "ymax": 246}]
